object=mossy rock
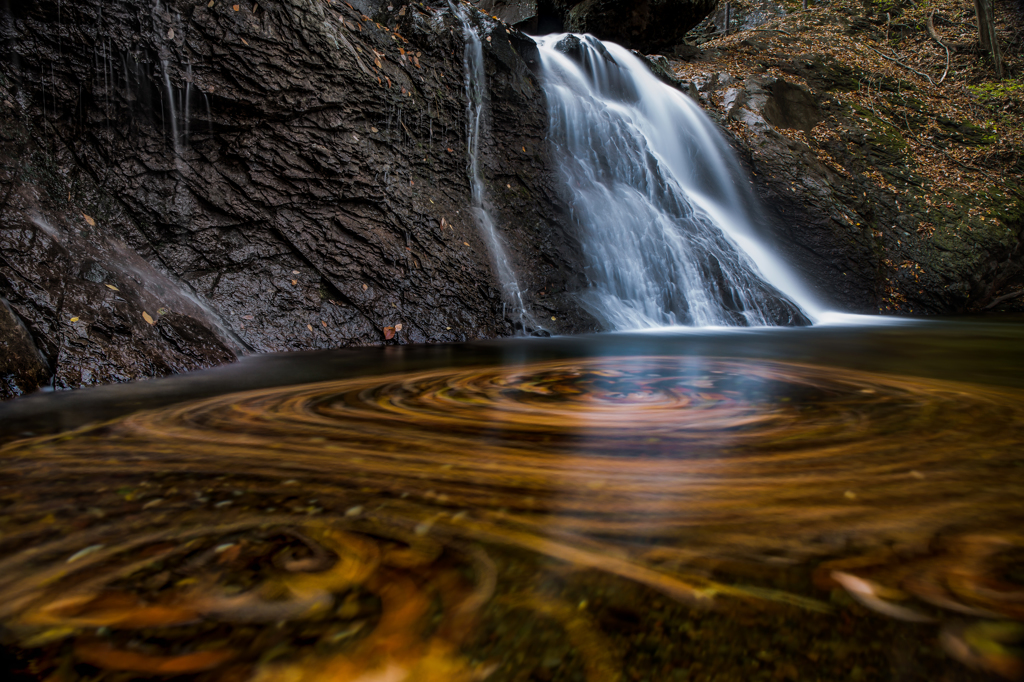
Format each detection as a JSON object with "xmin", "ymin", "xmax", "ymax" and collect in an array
[{"xmin": 935, "ymin": 116, "xmax": 997, "ymax": 146}]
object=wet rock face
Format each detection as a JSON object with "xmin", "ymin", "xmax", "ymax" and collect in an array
[
  {"xmin": 0, "ymin": 298, "xmax": 49, "ymax": 399},
  {"xmin": 0, "ymin": 0, "xmax": 597, "ymax": 395},
  {"xmin": 0, "ymin": 114, "xmax": 239, "ymax": 391}
]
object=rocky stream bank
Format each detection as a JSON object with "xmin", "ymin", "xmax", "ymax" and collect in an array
[{"xmin": 1, "ymin": 0, "xmax": 1022, "ymax": 397}]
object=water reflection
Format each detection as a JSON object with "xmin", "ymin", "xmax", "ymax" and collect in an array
[{"xmin": 1, "ymin": 353, "xmax": 1023, "ymax": 680}]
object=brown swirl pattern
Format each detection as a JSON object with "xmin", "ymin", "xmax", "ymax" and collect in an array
[{"xmin": 1, "ymin": 357, "xmax": 1022, "ymax": 680}]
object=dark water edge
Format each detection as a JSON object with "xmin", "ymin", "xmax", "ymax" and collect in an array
[
  {"xmin": 4, "ymin": 316, "xmax": 1024, "ymax": 444},
  {"xmin": 1, "ymin": 318, "xmax": 1023, "ymax": 682}
]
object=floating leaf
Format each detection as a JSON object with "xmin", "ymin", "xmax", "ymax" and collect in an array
[
  {"xmin": 75, "ymin": 640, "xmax": 235, "ymax": 674},
  {"xmin": 243, "ymin": 315, "xmax": 254, "ymax": 320},
  {"xmin": 142, "ymin": 311, "xmax": 156, "ymax": 325},
  {"xmin": 292, "ymin": 270, "xmax": 299, "ymax": 274},
  {"xmin": 383, "ymin": 326, "xmax": 395, "ymax": 340},
  {"xmin": 321, "ymin": 321, "xmax": 327, "ymax": 327},
  {"xmin": 395, "ymin": 323, "xmax": 403, "ymax": 331},
  {"xmin": 307, "ymin": 324, "xmax": 313, "ymax": 332},
  {"xmin": 158, "ymin": 307, "xmax": 169, "ymax": 315},
  {"xmin": 522, "ymin": 146, "xmax": 526, "ymax": 152},
  {"xmin": 371, "ymin": 127, "xmax": 378, "ymax": 133},
  {"xmin": 463, "ymin": 241, "xmax": 470, "ymax": 246},
  {"xmin": 82, "ymin": 213, "xmax": 96, "ymax": 226},
  {"xmin": 69, "ymin": 317, "xmax": 79, "ymax": 322},
  {"xmin": 22, "ymin": 592, "xmax": 200, "ymax": 628},
  {"xmin": 551, "ymin": 316, "xmax": 557, "ymax": 321},
  {"xmin": 374, "ymin": 58, "xmax": 382, "ymax": 69},
  {"xmin": 291, "ymin": 279, "xmax": 298, "ymax": 285},
  {"xmin": 362, "ymin": 283, "xmax": 368, "ymax": 291},
  {"xmin": 447, "ymin": 147, "xmax": 453, "ymax": 153},
  {"xmin": 233, "ymin": 3, "xmax": 240, "ymax": 10},
  {"xmin": 831, "ymin": 571, "xmax": 933, "ymax": 623},
  {"xmin": 241, "ymin": 38, "xmax": 249, "ymax": 45},
  {"xmin": 67, "ymin": 544, "xmax": 104, "ymax": 563},
  {"xmin": 168, "ymin": 28, "xmax": 175, "ymax": 39},
  {"xmin": 105, "ymin": 284, "xmax": 119, "ymax": 291},
  {"xmin": 208, "ymin": 0, "xmax": 214, "ymax": 6}
]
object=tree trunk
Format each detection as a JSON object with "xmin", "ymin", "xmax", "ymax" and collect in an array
[{"xmin": 974, "ymin": 0, "xmax": 1004, "ymax": 79}]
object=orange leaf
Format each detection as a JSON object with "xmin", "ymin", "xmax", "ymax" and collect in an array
[
  {"xmin": 82, "ymin": 213, "xmax": 96, "ymax": 226},
  {"xmin": 233, "ymin": 3, "xmax": 239, "ymax": 10},
  {"xmin": 22, "ymin": 592, "xmax": 200, "ymax": 628},
  {"xmin": 383, "ymin": 326, "xmax": 395, "ymax": 340},
  {"xmin": 307, "ymin": 324, "xmax": 313, "ymax": 332},
  {"xmin": 75, "ymin": 640, "xmax": 235, "ymax": 673},
  {"xmin": 142, "ymin": 311, "xmax": 155, "ymax": 325}
]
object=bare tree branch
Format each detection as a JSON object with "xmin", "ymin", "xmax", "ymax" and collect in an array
[
  {"xmin": 926, "ymin": 11, "xmax": 951, "ymax": 84},
  {"xmin": 861, "ymin": 44, "xmax": 934, "ymax": 84}
]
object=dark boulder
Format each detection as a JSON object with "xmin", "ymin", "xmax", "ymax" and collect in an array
[
  {"xmin": 474, "ymin": 0, "xmax": 716, "ymax": 52},
  {"xmin": 557, "ymin": 0, "xmax": 717, "ymax": 52}
]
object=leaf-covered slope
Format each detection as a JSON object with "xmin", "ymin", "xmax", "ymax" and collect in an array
[{"xmin": 670, "ymin": 0, "xmax": 1024, "ymax": 314}]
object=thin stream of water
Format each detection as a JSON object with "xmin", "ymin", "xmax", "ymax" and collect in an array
[{"xmin": 452, "ymin": 3, "xmax": 536, "ymax": 333}]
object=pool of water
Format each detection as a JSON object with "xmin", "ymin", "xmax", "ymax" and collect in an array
[{"xmin": 1, "ymin": 319, "xmax": 1022, "ymax": 681}]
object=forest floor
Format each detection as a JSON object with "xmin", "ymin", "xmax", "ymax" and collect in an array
[{"xmin": 666, "ymin": 0, "xmax": 1024, "ymax": 314}]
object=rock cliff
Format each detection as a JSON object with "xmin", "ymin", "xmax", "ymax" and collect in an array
[{"xmin": 0, "ymin": 0, "xmax": 597, "ymax": 397}]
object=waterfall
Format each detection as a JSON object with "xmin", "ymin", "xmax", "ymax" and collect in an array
[
  {"xmin": 536, "ymin": 34, "xmax": 819, "ymax": 328},
  {"xmin": 452, "ymin": 3, "xmax": 536, "ymax": 332}
]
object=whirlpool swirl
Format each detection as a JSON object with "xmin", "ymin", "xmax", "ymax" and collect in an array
[{"xmin": 2, "ymin": 357, "xmax": 1023, "ymax": 680}]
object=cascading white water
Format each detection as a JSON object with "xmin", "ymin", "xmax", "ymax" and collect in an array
[
  {"xmin": 536, "ymin": 34, "xmax": 820, "ymax": 328},
  {"xmin": 452, "ymin": 3, "xmax": 536, "ymax": 332}
]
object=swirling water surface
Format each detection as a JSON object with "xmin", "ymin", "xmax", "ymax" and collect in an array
[{"xmin": 1, "ymin": 324, "xmax": 1023, "ymax": 682}]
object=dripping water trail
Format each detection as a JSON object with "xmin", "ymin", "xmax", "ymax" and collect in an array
[{"xmin": 451, "ymin": 2, "xmax": 536, "ymax": 335}]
